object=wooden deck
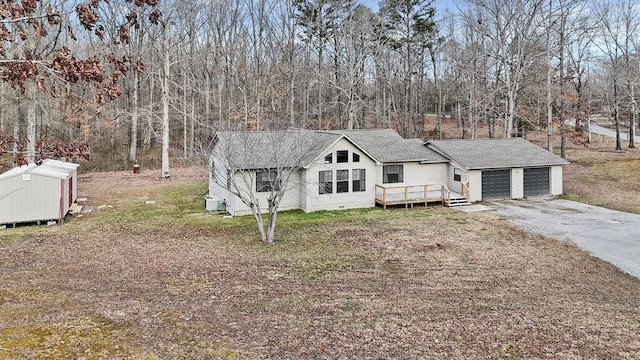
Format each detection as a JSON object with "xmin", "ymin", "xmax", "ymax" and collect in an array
[{"xmin": 375, "ymin": 183, "xmax": 469, "ymax": 209}]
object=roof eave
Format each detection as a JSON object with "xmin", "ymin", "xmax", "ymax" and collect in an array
[
  {"xmin": 340, "ymin": 133, "xmax": 384, "ymax": 164},
  {"xmin": 467, "ymin": 161, "xmax": 569, "ymax": 170},
  {"xmin": 418, "ymin": 159, "xmax": 449, "ymax": 164},
  {"xmin": 424, "ymin": 142, "xmax": 469, "ymax": 168}
]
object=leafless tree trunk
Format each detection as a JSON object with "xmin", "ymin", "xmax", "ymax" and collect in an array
[
  {"xmin": 160, "ymin": 30, "xmax": 171, "ymax": 178},
  {"xmin": 546, "ymin": 0, "xmax": 554, "ymax": 152},
  {"xmin": 129, "ymin": 68, "xmax": 140, "ymax": 162},
  {"xmin": 596, "ymin": 0, "xmax": 630, "ymax": 151},
  {"xmin": 182, "ymin": 73, "xmax": 188, "ymax": 158},
  {"xmin": 212, "ymin": 130, "xmax": 323, "ymax": 243},
  {"xmin": 24, "ymin": 83, "xmax": 37, "ymax": 163},
  {"xmin": 466, "ymin": 0, "xmax": 549, "ymax": 138}
]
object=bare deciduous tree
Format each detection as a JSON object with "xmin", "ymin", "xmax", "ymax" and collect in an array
[
  {"xmin": 210, "ymin": 129, "xmax": 323, "ymax": 243},
  {"xmin": 0, "ymin": 0, "xmax": 159, "ymax": 165},
  {"xmin": 465, "ymin": 0, "xmax": 549, "ymax": 138},
  {"xmin": 594, "ymin": 0, "xmax": 638, "ymax": 150}
]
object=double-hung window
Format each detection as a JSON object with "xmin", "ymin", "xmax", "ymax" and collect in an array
[
  {"xmin": 352, "ymin": 169, "xmax": 365, "ymax": 192},
  {"xmin": 337, "ymin": 169, "xmax": 349, "ymax": 193},
  {"xmin": 383, "ymin": 164, "xmax": 403, "ymax": 184},
  {"xmin": 256, "ymin": 170, "xmax": 279, "ymax": 192},
  {"xmin": 454, "ymin": 168, "xmax": 462, "ymax": 182},
  {"xmin": 319, "ymin": 170, "xmax": 333, "ymax": 194}
]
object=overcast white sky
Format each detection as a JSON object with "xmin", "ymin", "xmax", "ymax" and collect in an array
[{"xmin": 357, "ymin": 0, "xmax": 459, "ymax": 14}]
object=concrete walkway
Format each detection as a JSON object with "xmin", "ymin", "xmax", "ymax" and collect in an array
[{"xmin": 489, "ymin": 197, "xmax": 640, "ymax": 279}]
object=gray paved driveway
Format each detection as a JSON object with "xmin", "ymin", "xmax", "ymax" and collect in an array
[{"xmin": 489, "ymin": 197, "xmax": 640, "ymax": 279}]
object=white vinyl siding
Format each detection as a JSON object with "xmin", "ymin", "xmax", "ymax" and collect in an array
[
  {"xmin": 550, "ymin": 165, "xmax": 564, "ymax": 195},
  {"xmin": 226, "ymin": 170, "xmax": 302, "ymax": 216},
  {"xmin": 303, "ymin": 137, "xmax": 376, "ymax": 212},
  {"xmin": 376, "ymin": 162, "xmax": 448, "ymax": 189}
]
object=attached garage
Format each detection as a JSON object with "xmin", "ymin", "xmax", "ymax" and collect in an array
[
  {"xmin": 482, "ymin": 169, "xmax": 511, "ymax": 199},
  {"xmin": 524, "ymin": 167, "xmax": 550, "ymax": 196},
  {"xmin": 427, "ymin": 138, "xmax": 569, "ymax": 202}
]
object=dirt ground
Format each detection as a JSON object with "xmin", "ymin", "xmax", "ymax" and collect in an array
[
  {"xmin": 1, "ymin": 125, "xmax": 639, "ymax": 359},
  {"xmin": 1, "ymin": 178, "xmax": 639, "ymax": 358}
]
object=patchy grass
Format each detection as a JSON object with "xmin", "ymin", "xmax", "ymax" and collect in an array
[
  {"xmin": 559, "ymin": 130, "xmax": 640, "ymax": 214},
  {"xmin": 0, "ymin": 164, "xmax": 639, "ymax": 358}
]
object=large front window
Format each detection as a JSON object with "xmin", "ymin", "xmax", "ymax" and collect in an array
[
  {"xmin": 319, "ymin": 170, "xmax": 333, "ymax": 194},
  {"xmin": 256, "ymin": 170, "xmax": 279, "ymax": 192},
  {"xmin": 337, "ymin": 169, "xmax": 349, "ymax": 193},
  {"xmin": 383, "ymin": 164, "xmax": 403, "ymax": 184}
]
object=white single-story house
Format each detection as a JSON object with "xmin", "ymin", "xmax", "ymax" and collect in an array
[
  {"xmin": 0, "ymin": 159, "xmax": 79, "ymax": 225},
  {"xmin": 207, "ymin": 129, "xmax": 568, "ymax": 216}
]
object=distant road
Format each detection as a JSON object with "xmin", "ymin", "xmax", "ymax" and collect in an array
[{"xmin": 590, "ymin": 124, "xmax": 640, "ymax": 143}]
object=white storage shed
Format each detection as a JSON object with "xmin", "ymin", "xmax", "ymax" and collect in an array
[{"xmin": 0, "ymin": 159, "xmax": 79, "ymax": 225}]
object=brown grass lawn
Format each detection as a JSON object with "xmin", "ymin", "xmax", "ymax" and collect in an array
[
  {"xmin": 1, "ymin": 135, "xmax": 640, "ymax": 359},
  {"xmin": 562, "ymin": 134, "xmax": 640, "ymax": 214}
]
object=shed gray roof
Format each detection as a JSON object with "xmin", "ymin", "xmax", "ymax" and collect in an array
[
  {"xmin": 213, "ymin": 129, "xmax": 341, "ymax": 169},
  {"xmin": 426, "ymin": 138, "xmax": 568, "ymax": 169},
  {"xmin": 323, "ymin": 129, "xmax": 448, "ymax": 163}
]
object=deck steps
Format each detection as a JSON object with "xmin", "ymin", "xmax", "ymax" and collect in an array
[{"xmin": 446, "ymin": 197, "xmax": 471, "ymax": 207}]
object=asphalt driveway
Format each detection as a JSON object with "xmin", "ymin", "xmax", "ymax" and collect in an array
[{"xmin": 489, "ymin": 197, "xmax": 640, "ymax": 279}]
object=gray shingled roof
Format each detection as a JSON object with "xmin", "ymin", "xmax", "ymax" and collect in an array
[
  {"xmin": 426, "ymin": 138, "xmax": 568, "ymax": 169},
  {"xmin": 323, "ymin": 129, "xmax": 448, "ymax": 163},
  {"xmin": 214, "ymin": 130, "xmax": 340, "ymax": 169}
]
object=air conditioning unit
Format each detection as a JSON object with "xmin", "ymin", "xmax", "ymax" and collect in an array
[
  {"xmin": 204, "ymin": 196, "xmax": 217, "ymax": 211},
  {"xmin": 205, "ymin": 196, "xmax": 227, "ymax": 212}
]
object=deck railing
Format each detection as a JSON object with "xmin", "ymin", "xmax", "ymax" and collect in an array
[
  {"xmin": 375, "ymin": 184, "xmax": 446, "ymax": 208},
  {"xmin": 460, "ymin": 181, "xmax": 471, "ymax": 202},
  {"xmin": 375, "ymin": 182, "xmax": 470, "ymax": 208}
]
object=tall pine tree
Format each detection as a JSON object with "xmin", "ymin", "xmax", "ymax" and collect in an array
[{"xmin": 379, "ymin": 0, "xmax": 437, "ymax": 137}]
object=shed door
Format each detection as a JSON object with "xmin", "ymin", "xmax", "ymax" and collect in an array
[
  {"xmin": 59, "ymin": 179, "xmax": 65, "ymax": 219},
  {"xmin": 69, "ymin": 177, "xmax": 73, "ymax": 206},
  {"xmin": 482, "ymin": 170, "xmax": 511, "ymax": 199},
  {"xmin": 524, "ymin": 167, "xmax": 550, "ymax": 197}
]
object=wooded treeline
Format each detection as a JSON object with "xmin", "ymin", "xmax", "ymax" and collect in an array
[{"xmin": 1, "ymin": 0, "xmax": 639, "ymax": 173}]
